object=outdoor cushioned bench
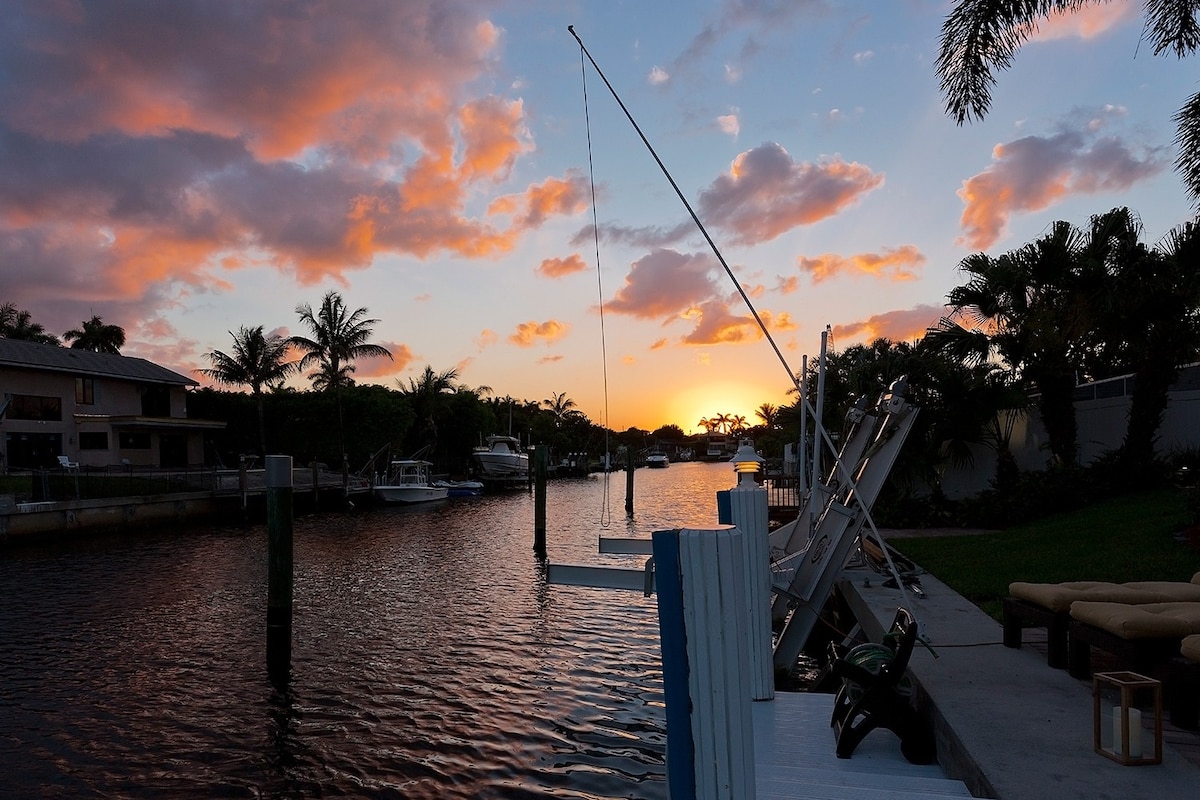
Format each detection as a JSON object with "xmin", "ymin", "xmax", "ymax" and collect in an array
[
  {"xmin": 1003, "ymin": 573, "xmax": 1200, "ymax": 669},
  {"xmin": 1171, "ymin": 635, "xmax": 1200, "ymax": 730},
  {"xmin": 1066, "ymin": 601, "xmax": 1200, "ymax": 680}
]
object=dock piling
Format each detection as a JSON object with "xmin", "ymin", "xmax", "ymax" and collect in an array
[
  {"xmin": 266, "ymin": 454, "xmax": 293, "ymax": 683},
  {"xmin": 624, "ymin": 455, "xmax": 634, "ymax": 515},
  {"xmin": 534, "ymin": 444, "xmax": 548, "ymax": 555}
]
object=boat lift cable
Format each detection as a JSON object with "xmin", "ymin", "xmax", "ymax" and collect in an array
[
  {"xmin": 578, "ymin": 37, "xmax": 612, "ymax": 527},
  {"xmin": 569, "ymin": 25, "xmax": 802, "ymax": 400}
]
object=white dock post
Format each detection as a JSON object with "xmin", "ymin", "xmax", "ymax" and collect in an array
[
  {"xmin": 653, "ymin": 526, "xmax": 756, "ymax": 800},
  {"xmin": 717, "ymin": 483, "xmax": 774, "ymax": 701}
]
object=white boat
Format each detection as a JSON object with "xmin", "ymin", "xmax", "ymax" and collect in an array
[
  {"xmin": 472, "ymin": 435, "xmax": 529, "ymax": 481},
  {"xmin": 374, "ymin": 459, "xmax": 449, "ymax": 504},
  {"xmin": 645, "ymin": 449, "xmax": 669, "ymax": 468},
  {"xmin": 433, "ymin": 479, "xmax": 484, "ymax": 497}
]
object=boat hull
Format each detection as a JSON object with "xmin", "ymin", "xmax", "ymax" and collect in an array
[
  {"xmin": 473, "ymin": 454, "xmax": 529, "ymax": 479},
  {"xmin": 373, "ymin": 485, "xmax": 449, "ymax": 504}
]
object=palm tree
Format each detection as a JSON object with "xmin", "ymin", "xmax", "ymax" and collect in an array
[
  {"xmin": 712, "ymin": 412, "xmax": 731, "ymax": 435},
  {"xmin": 543, "ymin": 391, "xmax": 577, "ymax": 425},
  {"xmin": 697, "ymin": 417, "xmax": 715, "ymax": 434},
  {"xmin": 63, "ymin": 315, "xmax": 126, "ymax": 354},
  {"xmin": 0, "ymin": 303, "xmax": 60, "ymax": 345},
  {"xmin": 198, "ymin": 326, "xmax": 296, "ymax": 457},
  {"xmin": 755, "ymin": 403, "xmax": 779, "ymax": 429},
  {"xmin": 937, "ymin": 0, "xmax": 1200, "ymax": 203},
  {"xmin": 1081, "ymin": 210, "xmax": 1200, "ymax": 466},
  {"xmin": 401, "ymin": 365, "xmax": 461, "ymax": 449},
  {"xmin": 291, "ymin": 291, "xmax": 392, "ymax": 462},
  {"xmin": 931, "ymin": 220, "xmax": 1095, "ymax": 467}
]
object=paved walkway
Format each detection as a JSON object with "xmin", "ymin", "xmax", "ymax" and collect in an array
[{"xmin": 837, "ymin": 564, "xmax": 1200, "ymax": 799}]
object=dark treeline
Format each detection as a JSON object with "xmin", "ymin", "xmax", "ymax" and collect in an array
[{"xmin": 185, "ymin": 382, "xmax": 775, "ymax": 479}]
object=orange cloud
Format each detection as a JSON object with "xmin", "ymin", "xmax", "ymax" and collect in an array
[
  {"xmin": 536, "ymin": 253, "xmax": 589, "ymax": 278},
  {"xmin": 776, "ymin": 275, "xmax": 799, "ymax": 294},
  {"xmin": 798, "ymin": 245, "xmax": 925, "ymax": 283},
  {"xmin": 958, "ymin": 115, "xmax": 1166, "ymax": 249},
  {"xmin": 489, "ymin": 173, "xmax": 590, "ymax": 230},
  {"xmin": 832, "ymin": 305, "xmax": 945, "ymax": 345},
  {"xmin": 2, "ymin": 3, "xmax": 501, "ymax": 163},
  {"xmin": 509, "ymin": 319, "xmax": 570, "ymax": 347},
  {"xmin": 680, "ymin": 299, "xmax": 761, "ymax": 345},
  {"xmin": 474, "ymin": 329, "xmax": 499, "ymax": 350},
  {"xmin": 697, "ymin": 143, "xmax": 884, "ymax": 244},
  {"xmin": 458, "ymin": 96, "xmax": 532, "ymax": 180},
  {"xmin": 0, "ymin": 3, "xmax": 553, "ymax": 315},
  {"xmin": 355, "ymin": 342, "xmax": 413, "ymax": 378}
]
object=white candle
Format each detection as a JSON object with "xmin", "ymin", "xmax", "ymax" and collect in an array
[{"xmin": 1112, "ymin": 707, "xmax": 1143, "ymax": 758}]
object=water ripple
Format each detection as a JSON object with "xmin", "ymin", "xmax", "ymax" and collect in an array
[{"xmin": 0, "ymin": 462, "xmax": 739, "ymax": 798}]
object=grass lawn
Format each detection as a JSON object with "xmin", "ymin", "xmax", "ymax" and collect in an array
[{"xmin": 891, "ymin": 487, "xmax": 1200, "ymax": 620}]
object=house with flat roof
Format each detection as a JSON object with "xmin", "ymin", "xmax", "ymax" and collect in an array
[{"xmin": 0, "ymin": 339, "xmax": 224, "ymax": 470}]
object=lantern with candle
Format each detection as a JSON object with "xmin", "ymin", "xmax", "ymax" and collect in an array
[{"xmin": 1093, "ymin": 671, "xmax": 1163, "ymax": 765}]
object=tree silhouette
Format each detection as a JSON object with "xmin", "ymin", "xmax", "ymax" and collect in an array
[
  {"xmin": 63, "ymin": 315, "xmax": 125, "ymax": 354},
  {"xmin": 199, "ymin": 326, "xmax": 296, "ymax": 457},
  {"xmin": 291, "ymin": 291, "xmax": 391, "ymax": 462},
  {"xmin": 0, "ymin": 303, "xmax": 60, "ymax": 345},
  {"xmin": 401, "ymin": 365, "xmax": 461, "ymax": 449}
]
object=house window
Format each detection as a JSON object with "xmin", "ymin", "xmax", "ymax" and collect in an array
[
  {"xmin": 79, "ymin": 432, "xmax": 109, "ymax": 450},
  {"xmin": 141, "ymin": 386, "xmax": 171, "ymax": 417},
  {"xmin": 7, "ymin": 394, "xmax": 62, "ymax": 421},
  {"xmin": 118, "ymin": 432, "xmax": 152, "ymax": 450},
  {"xmin": 75, "ymin": 377, "xmax": 95, "ymax": 405}
]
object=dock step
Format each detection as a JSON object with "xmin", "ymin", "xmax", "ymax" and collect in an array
[{"xmin": 754, "ymin": 692, "xmax": 972, "ymax": 799}]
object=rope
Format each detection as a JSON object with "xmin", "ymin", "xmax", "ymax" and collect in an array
[{"xmin": 579, "ymin": 41, "xmax": 612, "ymax": 527}]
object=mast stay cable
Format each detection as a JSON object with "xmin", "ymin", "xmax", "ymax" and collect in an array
[
  {"xmin": 577, "ymin": 35, "xmax": 613, "ymax": 526},
  {"xmin": 569, "ymin": 25, "xmax": 802, "ymax": 399}
]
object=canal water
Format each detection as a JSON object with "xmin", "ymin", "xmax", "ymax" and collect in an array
[{"xmin": 0, "ymin": 461, "xmax": 742, "ymax": 799}]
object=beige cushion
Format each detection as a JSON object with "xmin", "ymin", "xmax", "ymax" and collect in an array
[
  {"xmin": 1010, "ymin": 582, "xmax": 1156, "ymax": 614},
  {"xmin": 1193, "ymin": 571, "xmax": 1200, "ymax": 586},
  {"xmin": 1183, "ymin": 634, "xmax": 1200, "ymax": 664},
  {"xmin": 1069, "ymin": 601, "xmax": 1200, "ymax": 639},
  {"xmin": 1122, "ymin": 581, "xmax": 1200, "ymax": 603}
]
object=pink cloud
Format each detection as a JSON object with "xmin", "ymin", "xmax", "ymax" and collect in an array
[
  {"xmin": 697, "ymin": 143, "xmax": 884, "ymax": 244},
  {"xmin": 798, "ymin": 245, "xmax": 925, "ymax": 283},
  {"xmin": 958, "ymin": 115, "xmax": 1167, "ymax": 250},
  {"xmin": 1028, "ymin": 4, "xmax": 1137, "ymax": 42},
  {"xmin": 0, "ymin": 2, "xmax": 574, "ymax": 344},
  {"xmin": 833, "ymin": 305, "xmax": 945, "ymax": 344},
  {"xmin": 607, "ymin": 249, "xmax": 720, "ymax": 319}
]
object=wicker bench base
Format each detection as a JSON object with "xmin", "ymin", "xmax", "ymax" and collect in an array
[
  {"xmin": 1066, "ymin": 620, "xmax": 1184, "ymax": 680},
  {"xmin": 1002, "ymin": 596, "xmax": 1069, "ymax": 669}
]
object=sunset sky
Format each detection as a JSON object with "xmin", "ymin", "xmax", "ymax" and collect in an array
[{"xmin": 0, "ymin": 1, "xmax": 1194, "ymax": 434}]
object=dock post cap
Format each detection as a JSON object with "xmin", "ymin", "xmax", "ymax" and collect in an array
[{"xmin": 265, "ymin": 455, "xmax": 293, "ymax": 488}]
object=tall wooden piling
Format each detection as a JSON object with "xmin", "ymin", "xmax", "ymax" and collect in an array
[
  {"xmin": 533, "ymin": 444, "xmax": 548, "ymax": 556},
  {"xmin": 625, "ymin": 453, "xmax": 635, "ymax": 515},
  {"xmin": 239, "ymin": 454, "xmax": 248, "ymax": 513},
  {"xmin": 266, "ymin": 455, "xmax": 293, "ymax": 682}
]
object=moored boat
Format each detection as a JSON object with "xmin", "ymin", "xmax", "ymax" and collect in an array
[
  {"xmin": 374, "ymin": 459, "xmax": 449, "ymax": 504},
  {"xmin": 472, "ymin": 435, "xmax": 529, "ymax": 481},
  {"xmin": 433, "ymin": 479, "xmax": 484, "ymax": 497},
  {"xmin": 645, "ymin": 448, "xmax": 669, "ymax": 468}
]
